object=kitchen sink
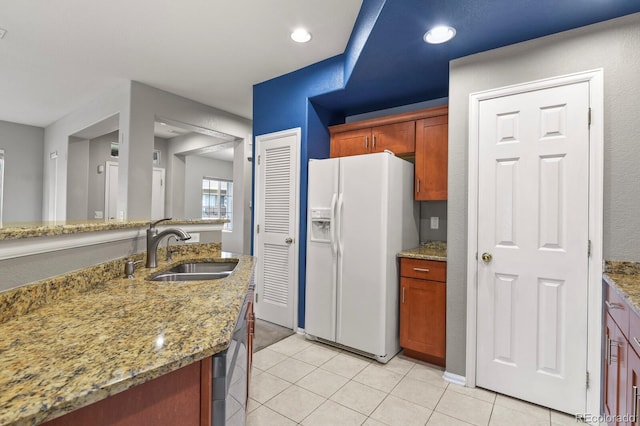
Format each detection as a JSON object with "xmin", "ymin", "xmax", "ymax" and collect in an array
[
  {"xmin": 166, "ymin": 262, "xmax": 237, "ymax": 274},
  {"xmin": 151, "ymin": 261, "xmax": 237, "ymax": 282}
]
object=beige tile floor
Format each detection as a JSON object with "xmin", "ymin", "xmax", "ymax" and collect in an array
[{"xmin": 247, "ymin": 334, "xmax": 581, "ymax": 426}]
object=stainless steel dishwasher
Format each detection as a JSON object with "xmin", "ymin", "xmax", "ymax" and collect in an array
[{"xmin": 211, "ymin": 290, "xmax": 250, "ymax": 425}]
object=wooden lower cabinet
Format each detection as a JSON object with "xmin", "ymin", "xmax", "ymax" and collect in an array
[
  {"xmin": 604, "ymin": 311, "xmax": 628, "ymax": 425},
  {"xmin": 602, "ymin": 279, "xmax": 640, "ymax": 426},
  {"xmin": 43, "ymin": 359, "xmax": 208, "ymax": 426},
  {"xmin": 399, "ymin": 258, "xmax": 446, "ymax": 366}
]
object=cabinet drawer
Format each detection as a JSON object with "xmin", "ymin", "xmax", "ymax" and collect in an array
[
  {"xmin": 400, "ymin": 258, "xmax": 446, "ymax": 282},
  {"xmin": 606, "ymin": 283, "xmax": 630, "ymax": 337}
]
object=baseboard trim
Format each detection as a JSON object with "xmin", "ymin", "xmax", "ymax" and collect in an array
[
  {"xmin": 296, "ymin": 327, "xmax": 305, "ymax": 335},
  {"xmin": 443, "ymin": 371, "xmax": 466, "ymax": 386}
]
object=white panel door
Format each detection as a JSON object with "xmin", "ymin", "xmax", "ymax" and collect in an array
[
  {"xmin": 476, "ymin": 81, "xmax": 590, "ymax": 414},
  {"xmin": 151, "ymin": 167, "xmax": 165, "ymax": 221},
  {"xmin": 254, "ymin": 129, "xmax": 299, "ymax": 329},
  {"xmin": 104, "ymin": 161, "xmax": 118, "ymax": 221},
  {"xmin": 336, "ymin": 154, "xmax": 387, "ymax": 356}
]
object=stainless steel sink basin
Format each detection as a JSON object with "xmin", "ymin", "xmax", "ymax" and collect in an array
[
  {"xmin": 167, "ymin": 262, "xmax": 237, "ymax": 274},
  {"xmin": 151, "ymin": 261, "xmax": 237, "ymax": 282}
]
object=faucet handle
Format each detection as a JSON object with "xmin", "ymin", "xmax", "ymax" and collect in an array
[{"xmin": 149, "ymin": 217, "xmax": 172, "ymax": 229}]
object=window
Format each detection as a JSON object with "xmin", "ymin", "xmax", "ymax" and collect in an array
[{"xmin": 202, "ymin": 178, "xmax": 233, "ymax": 231}]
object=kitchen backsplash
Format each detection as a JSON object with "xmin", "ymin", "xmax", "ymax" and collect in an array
[{"xmin": 420, "ymin": 200, "xmax": 447, "ymax": 242}]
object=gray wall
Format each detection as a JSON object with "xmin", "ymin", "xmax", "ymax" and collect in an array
[
  {"xmin": 420, "ymin": 201, "xmax": 447, "ymax": 242},
  {"xmin": 184, "ymin": 155, "xmax": 233, "ymax": 219},
  {"xmin": 446, "ymin": 13, "xmax": 640, "ymax": 375},
  {"xmin": 0, "ymin": 120, "xmax": 44, "ymax": 224}
]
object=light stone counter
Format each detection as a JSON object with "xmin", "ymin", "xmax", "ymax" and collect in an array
[
  {"xmin": 397, "ymin": 241, "xmax": 447, "ymax": 261},
  {"xmin": 604, "ymin": 260, "xmax": 640, "ymax": 316},
  {"xmin": 0, "ymin": 219, "xmax": 228, "ymax": 241},
  {"xmin": 0, "ymin": 242, "xmax": 254, "ymax": 425}
]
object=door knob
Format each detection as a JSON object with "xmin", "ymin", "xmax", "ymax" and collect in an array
[
  {"xmin": 285, "ymin": 237, "xmax": 293, "ymax": 244},
  {"xmin": 481, "ymin": 252, "xmax": 493, "ymax": 263}
]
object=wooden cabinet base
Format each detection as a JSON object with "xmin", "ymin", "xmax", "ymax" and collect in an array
[
  {"xmin": 43, "ymin": 360, "xmax": 208, "ymax": 426},
  {"xmin": 402, "ymin": 348, "xmax": 445, "ymax": 367},
  {"xmin": 399, "ymin": 258, "xmax": 446, "ymax": 368}
]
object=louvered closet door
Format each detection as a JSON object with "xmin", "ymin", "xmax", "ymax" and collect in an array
[{"xmin": 254, "ymin": 129, "xmax": 299, "ymax": 329}]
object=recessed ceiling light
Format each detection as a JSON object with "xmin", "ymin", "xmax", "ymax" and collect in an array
[
  {"xmin": 424, "ymin": 25, "xmax": 456, "ymax": 44},
  {"xmin": 0, "ymin": 28, "xmax": 7, "ymax": 39},
  {"xmin": 291, "ymin": 28, "xmax": 311, "ymax": 43}
]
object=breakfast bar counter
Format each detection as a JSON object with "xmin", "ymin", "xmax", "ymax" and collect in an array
[{"xmin": 0, "ymin": 243, "xmax": 254, "ymax": 425}]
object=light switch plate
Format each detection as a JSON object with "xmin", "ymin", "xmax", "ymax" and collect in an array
[{"xmin": 430, "ymin": 216, "xmax": 439, "ymax": 229}]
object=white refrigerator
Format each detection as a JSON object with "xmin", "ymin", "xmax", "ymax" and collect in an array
[{"xmin": 305, "ymin": 152, "xmax": 418, "ymax": 363}]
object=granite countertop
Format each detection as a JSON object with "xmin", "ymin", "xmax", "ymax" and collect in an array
[
  {"xmin": 0, "ymin": 243, "xmax": 254, "ymax": 425},
  {"xmin": 604, "ymin": 261, "xmax": 640, "ymax": 315},
  {"xmin": 0, "ymin": 219, "xmax": 228, "ymax": 241},
  {"xmin": 397, "ymin": 241, "xmax": 447, "ymax": 261}
]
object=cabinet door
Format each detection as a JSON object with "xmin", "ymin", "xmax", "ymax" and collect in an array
[
  {"xmin": 371, "ymin": 121, "xmax": 415, "ymax": 155},
  {"xmin": 330, "ymin": 128, "xmax": 371, "ymax": 158},
  {"xmin": 415, "ymin": 115, "xmax": 448, "ymax": 200},
  {"xmin": 628, "ymin": 344, "xmax": 640, "ymax": 425},
  {"xmin": 604, "ymin": 312, "xmax": 627, "ymax": 425},
  {"xmin": 400, "ymin": 277, "xmax": 446, "ymax": 362}
]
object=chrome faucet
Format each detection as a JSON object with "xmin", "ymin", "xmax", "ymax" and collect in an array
[{"xmin": 146, "ymin": 218, "xmax": 191, "ymax": 268}]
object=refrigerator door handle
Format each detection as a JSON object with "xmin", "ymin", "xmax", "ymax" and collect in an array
[
  {"xmin": 330, "ymin": 193, "xmax": 338, "ymax": 255},
  {"xmin": 337, "ymin": 192, "xmax": 345, "ymax": 255}
]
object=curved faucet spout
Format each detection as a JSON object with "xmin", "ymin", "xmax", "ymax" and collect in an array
[{"xmin": 146, "ymin": 226, "xmax": 191, "ymax": 268}]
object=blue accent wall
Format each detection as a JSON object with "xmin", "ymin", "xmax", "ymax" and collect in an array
[{"xmin": 252, "ymin": 56, "xmax": 345, "ymax": 328}]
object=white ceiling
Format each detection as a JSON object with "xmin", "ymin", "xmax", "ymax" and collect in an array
[{"xmin": 0, "ymin": 0, "xmax": 363, "ymax": 128}]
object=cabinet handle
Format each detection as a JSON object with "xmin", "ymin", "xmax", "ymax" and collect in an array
[
  {"xmin": 605, "ymin": 300, "xmax": 623, "ymax": 310},
  {"xmin": 608, "ymin": 337, "xmax": 619, "ymax": 365},
  {"xmin": 633, "ymin": 386, "xmax": 639, "ymax": 422},
  {"xmin": 365, "ymin": 136, "xmax": 369, "ymax": 150},
  {"xmin": 402, "ymin": 287, "xmax": 406, "ymax": 304},
  {"xmin": 416, "ymin": 178, "xmax": 420, "ymax": 194},
  {"xmin": 372, "ymin": 135, "xmax": 376, "ymax": 149},
  {"xmin": 413, "ymin": 267, "xmax": 430, "ymax": 272}
]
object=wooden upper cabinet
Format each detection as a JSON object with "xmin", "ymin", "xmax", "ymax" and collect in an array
[
  {"xmin": 330, "ymin": 128, "xmax": 371, "ymax": 158},
  {"xmin": 329, "ymin": 106, "xmax": 448, "ymax": 200},
  {"xmin": 415, "ymin": 114, "xmax": 448, "ymax": 201},
  {"xmin": 329, "ymin": 106, "xmax": 447, "ymax": 159},
  {"xmin": 371, "ymin": 121, "xmax": 415, "ymax": 155}
]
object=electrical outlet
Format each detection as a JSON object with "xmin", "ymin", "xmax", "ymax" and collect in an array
[
  {"xmin": 430, "ymin": 216, "xmax": 439, "ymax": 229},
  {"xmin": 94, "ymin": 211, "xmax": 103, "ymax": 219}
]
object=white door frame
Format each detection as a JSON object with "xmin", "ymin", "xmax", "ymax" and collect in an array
[
  {"xmin": 465, "ymin": 69, "xmax": 604, "ymax": 416},
  {"xmin": 254, "ymin": 127, "xmax": 301, "ymax": 330}
]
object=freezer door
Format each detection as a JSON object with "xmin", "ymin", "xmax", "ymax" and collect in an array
[
  {"xmin": 336, "ymin": 154, "xmax": 389, "ymax": 356},
  {"xmin": 305, "ymin": 158, "xmax": 340, "ymax": 342}
]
